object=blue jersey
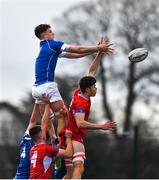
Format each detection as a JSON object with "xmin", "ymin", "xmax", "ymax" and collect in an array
[
  {"xmin": 15, "ymin": 131, "xmax": 34, "ymax": 179},
  {"xmin": 54, "ymin": 159, "xmax": 66, "ymax": 179},
  {"xmin": 34, "ymin": 40, "xmax": 65, "ymax": 86}
]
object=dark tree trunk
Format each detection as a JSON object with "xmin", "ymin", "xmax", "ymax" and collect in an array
[{"xmin": 124, "ymin": 63, "xmax": 136, "ymax": 132}]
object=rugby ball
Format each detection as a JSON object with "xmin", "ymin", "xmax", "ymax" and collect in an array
[{"xmin": 128, "ymin": 48, "xmax": 148, "ymax": 63}]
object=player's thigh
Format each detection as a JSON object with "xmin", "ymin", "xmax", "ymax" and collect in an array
[
  {"xmin": 50, "ymin": 100, "xmax": 65, "ymax": 112},
  {"xmin": 32, "ymin": 85, "xmax": 44, "ymax": 104},
  {"xmin": 47, "ymin": 82, "xmax": 63, "ymax": 104},
  {"xmin": 72, "ymin": 140, "xmax": 86, "ymax": 164}
]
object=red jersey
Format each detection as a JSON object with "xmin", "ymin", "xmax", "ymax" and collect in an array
[
  {"xmin": 68, "ymin": 88, "xmax": 91, "ymax": 143},
  {"xmin": 30, "ymin": 143, "xmax": 59, "ymax": 179}
]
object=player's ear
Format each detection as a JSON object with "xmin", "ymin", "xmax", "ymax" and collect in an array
[
  {"xmin": 85, "ymin": 87, "xmax": 90, "ymax": 93},
  {"xmin": 41, "ymin": 32, "xmax": 46, "ymax": 39}
]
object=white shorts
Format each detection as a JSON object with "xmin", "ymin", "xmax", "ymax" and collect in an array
[
  {"xmin": 65, "ymin": 140, "xmax": 86, "ymax": 166},
  {"xmin": 32, "ymin": 82, "xmax": 63, "ymax": 104}
]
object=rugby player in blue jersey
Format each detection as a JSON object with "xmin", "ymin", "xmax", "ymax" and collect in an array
[
  {"xmin": 14, "ymin": 104, "xmax": 39, "ymax": 179},
  {"xmin": 32, "ymin": 24, "xmax": 113, "ymax": 145}
]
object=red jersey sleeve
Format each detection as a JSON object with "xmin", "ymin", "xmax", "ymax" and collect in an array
[{"xmin": 74, "ymin": 99, "xmax": 87, "ymax": 114}]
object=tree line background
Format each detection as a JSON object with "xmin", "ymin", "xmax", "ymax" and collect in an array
[{"xmin": 1, "ymin": 0, "xmax": 159, "ymax": 178}]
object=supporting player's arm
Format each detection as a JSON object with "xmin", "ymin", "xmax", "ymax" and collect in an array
[
  {"xmin": 26, "ymin": 104, "xmax": 39, "ymax": 131},
  {"xmin": 58, "ymin": 130, "xmax": 73, "ymax": 158},
  {"xmin": 41, "ymin": 103, "xmax": 51, "ymax": 140},
  {"xmin": 40, "ymin": 94, "xmax": 56, "ymax": 141},
  {"xmin": 48, "ymin": 119, "xmax": 57, "ymax": 141},
  {"xmin": 75, "ymin": 113, "xmax": 116, "ymax": 130}
]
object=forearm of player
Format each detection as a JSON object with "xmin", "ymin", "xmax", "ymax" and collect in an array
[
  {"xmin": 41, "ymin": 104, "xmax": 50, "ymax": 126},
  {"xmin": 75, "ymin": 114, "xmax": 102, "ymax": 129},
  {"xmin": 59, "ymin": 138, "xmax": 73, "ymax": 158},
  {"xmin": 87, "ymin": 52, "xmax": 104, "ymax": 76},
  {"xmin": 29, "ymin": 104, "xmax": 39, "ymax": 123},
  {"xmin": 27, "ymin": 104, "xmax": 39, "ymax": 130},
  {"xmin": 77, "ymin": 120, "xmax": 103, "ymax": 129},
  {"xmin": 63, "ymin": 52, "xmax": 92, "ymax": 58},
  {"xmin": 41, "ymin": 104, "xmax": 51, "ymax": 138},
  {"xmin": 67, "ymin": 45, "xmax": 100, "ymax": 54},
  {"xmin": 48, "ymin": 122, "xmax": 56, "ymax": 140}
]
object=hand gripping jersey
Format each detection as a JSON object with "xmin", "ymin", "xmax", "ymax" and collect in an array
[
  {"xmin": 34, "ymin": 40, "xmax": 68, "ymax": 86},
  {"xmin": 30, "ymin": 143, "xmax": 59, "ymax": 179},
  {"xmin": 68, "ymin": 88, "xmax": 91, "ymax": 143},
  {"xmin": 15, "ymin": 131, "xmax": 34, "ymax": 179}
]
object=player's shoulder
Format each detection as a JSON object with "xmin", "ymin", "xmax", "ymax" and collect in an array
[
  {"xmin": 70, "ymin": 87, "xmax": 90, "ymax": 109},
  {"xmin": 46, "ymin": 143, "xmax": 58, "ymax": 150},
  {"xmin": 22, "ymin": 130, "xmax": 32, "ymax": 141},
  {"xmin": 47, "ymin": 40, "xmax": 65, "ymax": 51},
  {"xmin": 30, "ymin": 143, "xmax": 43, "ymax": 153},
  {"xmin": 45, "ymin": 143, "xmax": 59, "ymax": 155},
  {"xmin": 48, "ymin": 39, "xmax": 64, "ymax": 44},
  {"xmin": 73, "ymin": 87, "xmax": 80, "ymax": 95},
  {"xmin": 75, "ymin": 97, "xmax": 89, "ymax": 110},
  {"xmin": 73, "ymin": 87, "xmax": 85, "ymax": 100},
  {"xmin": 35, "ymin": 143, "xmax": 52, "ymax": 150}
]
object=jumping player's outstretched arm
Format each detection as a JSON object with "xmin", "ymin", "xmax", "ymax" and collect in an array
[
  {"xmin": 74, "ymin": 38, "xmax": 116, "ymax": 131},
  {"xmin": 64, "ymin": 39, "xmax": 113, "ymax": 54},
  {"xmin": 26, "ymin": 104, "xmax": 39, "ymax": 131},
  {"xmin": 60, "ymin": 38, "xmax": 113, "ymax": 60},
  {"xmin": 87, "ymin": 37, "xmax": 113, "ymax": 77},
  {"xmin": 60, "ymin": 52, "xmax": 92, "ymax": 59},
  {"xmin": 87, "ymin": 52, "xmax": 104, "ymax": 77}
]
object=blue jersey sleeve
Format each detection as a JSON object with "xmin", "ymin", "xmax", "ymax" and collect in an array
[
  {"xmin": 48, "ymin": 40, "xmax": 64, "ymax": 52},
  {"xmin": 20, "ymin": 130, "xmax": 34, "ymax": 147}
]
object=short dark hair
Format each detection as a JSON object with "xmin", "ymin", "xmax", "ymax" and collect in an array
[
  {"xmin": 29, "ymin": 125, "xmax": 41, "ymax": 140},
  {"xmin": 79, "ymin": 76, "xmax": 96, "ymax": 93},
  {"xmin": 34, "ymin": 24, "xmax": 51, "ymax": 39}
]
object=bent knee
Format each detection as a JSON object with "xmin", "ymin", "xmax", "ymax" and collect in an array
[
  {"xmin": 74, "ymin": 161, "xmax": 84, "ymax": 173},
  {"xmin": 50, "ymin": 100, "xmax": 64, "ymax": 112},
  {"xmin": 54, "ymin": 105, "xmax": 68, "ymax": 118}
]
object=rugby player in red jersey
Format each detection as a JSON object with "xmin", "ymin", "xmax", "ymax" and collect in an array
[{"xmin": 65, "ymin": 38, "xmax": 117, "ymax": 179}]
